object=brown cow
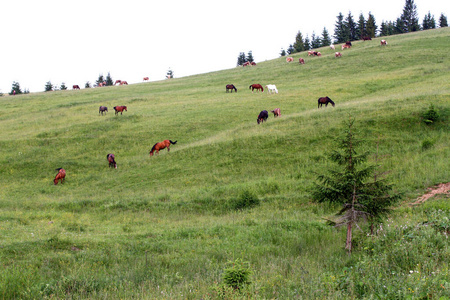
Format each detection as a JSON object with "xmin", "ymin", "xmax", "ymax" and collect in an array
[
  {"xmin": 72, "ymin": 85, "xmax": 80, "ymax": 90},
  {"xmin": 299, "ymin": 58, "xmax": 305, "ymax": 64}
]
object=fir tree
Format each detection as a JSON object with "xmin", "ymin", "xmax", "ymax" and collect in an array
[
  {"xmin": 246, "ymin": 51, "xmax": 254, "ymax": 63},
  {"xmin": 10, "ymin": 81, "xmax": 23, "ymax": 95},
  {"xmin": 400, "ymin": 0, "xmax": 420, "ymax": 32},
  {"xmin": 310, "ymin": 32, "xmax": 321, "ymax": 49},
  {"xmin": 357, "ymin": 13, "xmax": 366, "ymax": 40},
  {"xmin": 85, "ymin": 81, "xmax": 91, "ymax": 88},
  {"xmin": 44, "ymin": 81, "xmax": 53, "ymax": 92},
  {"xmin": 303, "ymin": 36, "xmax": 311, "ymax": 51},
  {"xmin": 96, "ymin": 74, "xmax": 105, "ymax": 86},
  {"xmin": 334, "ymin": 12, "xmax": 347, "ymax": 43},
  {"xmin": 236, "ymin": 52, "xmax": 246, "ymax": 66},
  {"xmin": 105, "ymin": 72, "xmax": 114, "ymax": 86},
  {"xmin": 280, "ymin": 48, "xmax": 286, "ymax": 57},
  {"xmin": 293, "ymin": 31, "xmax": 305, "ymax": 52},
  {"xmin": 439, "ymin": 13, "xmax": 448, "ymax": 27},
  {"xmin": 312, "ymin": 117, "xmax": 399, "ymax": 253},
  {"xmin": 344, "ymin": 11, "xmax": 357, "ymax": 41},
  {"xmin": 60, "ymin": 83, "xmax": 67, "ymax": 90},
  {"xmin": 286, "ymin": 44, "xmax": 295, "ymax": 55},
  {"xmin": 320, "ymin": 27, "xmax": 332, "ymax": 47},
  {"xmin": 366, "ymin": 12, "xmax": 377, "ymax": 38}
]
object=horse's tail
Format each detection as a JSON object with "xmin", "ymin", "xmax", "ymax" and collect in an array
[
  {"xmin": 169, "ymin": 140, "xmax": 177, "ymax": 145},
  {"xmin": 249, "ymin": 85, "xmax": 252, "ymax": 89}
]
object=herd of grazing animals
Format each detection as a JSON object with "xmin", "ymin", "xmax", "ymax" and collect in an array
[{"xmin": 54, "ymin": 38, "xmax": 386, "ymax": 184}]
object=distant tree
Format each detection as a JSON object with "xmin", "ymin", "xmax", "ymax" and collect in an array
[
  {"xmin": 320, "ymin": 27, "xmax": 332, "ymax": 47},
  {"xmin": 44, "ymin": 81, "xmax": 53, "ymax": 92},
  {"xmin": 60, "ymin": 82, "xmax": 67, "ymax": 90},
  {"xmin": 85, "ymin": 81, "xmax": 91, "ymax": 88},
  {"xmin": 105, "ymin": 72, "xmax": 114, "ymax": 86},
  {"xmin": 166, "ymin": 69, "xmax": 174, "ymax": 79},
  {"xmin": 23, "ymin": 88, "xmax": 30, "ymax": 94},
  {"xmin": 380, "ymin": 21, "xmax": 394, "ymax": 36},
  {"xmin": 366, "ymin": 12, "xmax": 377, "ymax": 38},
  {"xmin": 312, "ymin": 117, "xmax": 399, "ymax": 253},
  {"xmin": 422, "ymin": 12, "xmax": 436, "ymax": 30},
  {"xmin": 334, "ymin": 12, "xmax": 347, "ymax": 43},
  {"xmin": 236, "ymin": 52, "xmax": 246, "ymax": 66},
  {"xmin": 303, "ymin": 35, "xmax": 311, "ymax": 50},
  {"xmin": 310, "ymin": 32, "xmax": 321, "ymax": 49},
  {"xmin": 293, "ymin": 31, "xmax": 305, "ymax": 52},
  {"xmin": 344, "ymin": 11, "xmax": 358, "ymax": 41},
  {"xmin": 10, "ymin": 81, "xmax": 23, "ymax": 95},
  {"xmin": 394, "ymin": 17, "xmax": 405, "ymax": 34},
  {"xmin": 439, "ymin": 13, "xmax": 448, "ymax": 27},
  {"xmin": 96, "ymin": 74, "xmax": 105, "ymax": 86},
  {"xmin": 246, "ymin": 51, "xmax": 254, "ymax": 63},
  {"xmin": 286, "ymin": 44, "xmax": 295, "ymax": 55},
  {"xmin": 357, "ymin": 13, "xmax": 366, "ymax": 39},
  {"xmin": 400, "ymin": 0, "xmax": 420, "ymax": 32},
  {"xmin": 280, "ymin": 48, "xmax": 286, "ymax": 57}
]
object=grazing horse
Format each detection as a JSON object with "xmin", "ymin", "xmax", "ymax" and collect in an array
[
  {"xmin": 99, "ymin": 106, "xmax": 108, "ymax": 115},
  {"xmin": 249, "ymin": 84, "xmax": 264, "ymax": 92},
  {"xmin": 73, "ymin": 85, "xmax": 80, "ymax": 90},
  {"xmin": 286, "ymin": 57, "xmax": 294, "ymax": 62},
  {"xmin": 226, "ymin": 84, "xmax": 237, "ymax": 93},
  {"xmin": 362, "ymin": 36, "xmax": 372, "ymax": 41},
  {"xmin": 250, "ymin": 62, "xmax": 256, "ymax": 66},
  {"xmin": 119, "ymin": 81, "xmax": 128, "ymax": 85},
  {"xmin": 335, "ymin": 52, "xmax": 342, "ymax": 57},
  {"xmin": 265, "ymin": 84, "xmax": 278, "ymax": 94},
  {"xmin": 257, "ymin": 110, "xmax": 269, "ymax": 124},
  {"xmin": 299, "ymin": 58, "xmax": 305, "ymax": 64},
  {"xmin": 54, "ymin": 168, "xmax": 66, "ymax": 185},
  {"xmin": 149, "ymin": 140, "xmax": 177, "ymax": 156},
  {"xmin": 318, "ymin": 96, "xmax": 335, "ymax": 108},
  {"xmin": 143, "ymin": 77, "xmax": 149, "ymax": 81},
  {"xmin": 381, "ymin": 40, "xmax": 388, "ymax": 45},
  {"xmin": 271, "ymin": 108, "xmax": 281, "ymax": 117},
  {"xmin": 114, "ymin": 106, "xmax": 127, "ymax": 115},
  {"xmin": 114, "ymin": 80, "xmax": 122, "ymax": 85},
  {"xmin": 107, "ymin": 153, "xmax": 117, "ymax": 169}
]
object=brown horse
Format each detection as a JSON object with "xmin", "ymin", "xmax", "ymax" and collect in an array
[
  {"xmin": 149, "ymin": 140, "xmax": 177, "ymax": 156},
  {"xmin": 119, "ymin": 81, "xmax": 128, "ymax": 85},
  {"xmin": 226, "ymin": 84, "xmax": 237, "ymax": 93},
  {"xmin": 54, "ymin": 168, "xmax": 66, "ymax": 185},
  {"xmin": 114, "ymin": 80, "xmax": 122, "ymax": 85},
  {"xmin": 318, "ymin": 96, "xmax": 335, "ymax": 108},
  {"xmin": 99, "ymin": 106, "xmax": 108, "ymax": 115},
  {"xmin": 143, "ymin": 77, "xmax": 149, "ymax": 81},
  {"xmin": 107, "ymin": 153, "xmax": 117, "ymax": 169},
  {"xmin": 249, "ymin": 84, "xmax": 264, "ymax": 92},
  {"xmin": 114, "ymin": 106, "xmax": 127, "ymax": 115}
]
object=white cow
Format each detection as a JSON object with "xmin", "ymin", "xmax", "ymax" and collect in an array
[{"xmin": 265, "ymin": 84, "xmax": 278, "ymax": 94}]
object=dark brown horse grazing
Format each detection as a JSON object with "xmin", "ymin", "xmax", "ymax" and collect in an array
[
  {"xmin": 54, "ymin": 168, "xmax": 66, "ymax": 185},
  {"xmin": 114, "ymin": 106, "xmax": 127, "ymax": 115},
  {"xmin": 99, "ymin": 106, "xmax": 108, "ymax": 115},
  {"xmin": 257, "ymin": 110, "xmax": 269, "ymax": 124},
  {"xmin": 107, "ymin": 153, "xmax": 117, "ymax": 169},
  {"xmin": 249, "ymin": 84, "xmax": 264, "ymax": 92},
  {"xmin": 226, "ymin": 84, "xmax": 237, "ymax": 93},
  {"xmin": 318, "ymin": 97, "xmax": 335, "ymax": 108},
  {"xmin": 114, "ymin": 80, "xmax": 122, "ymax": 85},
  {"xmin": 149, "ymin": 140, "xmax": 177, "ymax": 156}
]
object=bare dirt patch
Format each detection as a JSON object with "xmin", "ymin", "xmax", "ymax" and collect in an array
[{"xmin": 410, "ymin": 182, "xmax": 450, "ymax": 206}]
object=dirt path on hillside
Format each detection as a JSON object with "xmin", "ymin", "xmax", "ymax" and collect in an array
[{"xmin": 410, "ymin": 182, "xmax": 450, "ymax": 206}]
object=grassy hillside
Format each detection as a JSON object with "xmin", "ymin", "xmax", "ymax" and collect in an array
[{"xmin": 1, "ymin": 28, "xmax": 449, "ymax": 299}]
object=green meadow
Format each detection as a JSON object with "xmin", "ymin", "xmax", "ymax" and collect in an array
[{"xmin": 1, "ymin": 28, "xmax": 449, "ymax": 299}]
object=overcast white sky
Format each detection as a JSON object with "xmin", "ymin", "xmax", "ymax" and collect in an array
[{"xmin": 1, "ymin": 0, "xmax": 448, "ymax": 93}]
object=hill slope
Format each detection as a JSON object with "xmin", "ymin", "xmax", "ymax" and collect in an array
[{"xmin": 0, "ymin": 28, "xmax": 449, "ymax": 299}]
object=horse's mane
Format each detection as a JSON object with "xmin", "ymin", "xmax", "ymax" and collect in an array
[{"xmin": 150, "ymin": 143, "xmax": 158, "ymax": 152}]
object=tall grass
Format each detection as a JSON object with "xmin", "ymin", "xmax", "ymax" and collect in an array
[{"xmin": 0, "ymin": 28, "xmax": 449, "ymax": 298}]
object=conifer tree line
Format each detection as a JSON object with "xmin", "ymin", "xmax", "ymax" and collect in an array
[{"xmin": 282, "ymin": 0, "xmax": 448, "ymax": 55}]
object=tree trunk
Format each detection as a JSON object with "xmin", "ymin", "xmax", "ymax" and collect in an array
[{"xmin": 345, "ymin": 222, "xmax": 352, "ymax": 254}]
